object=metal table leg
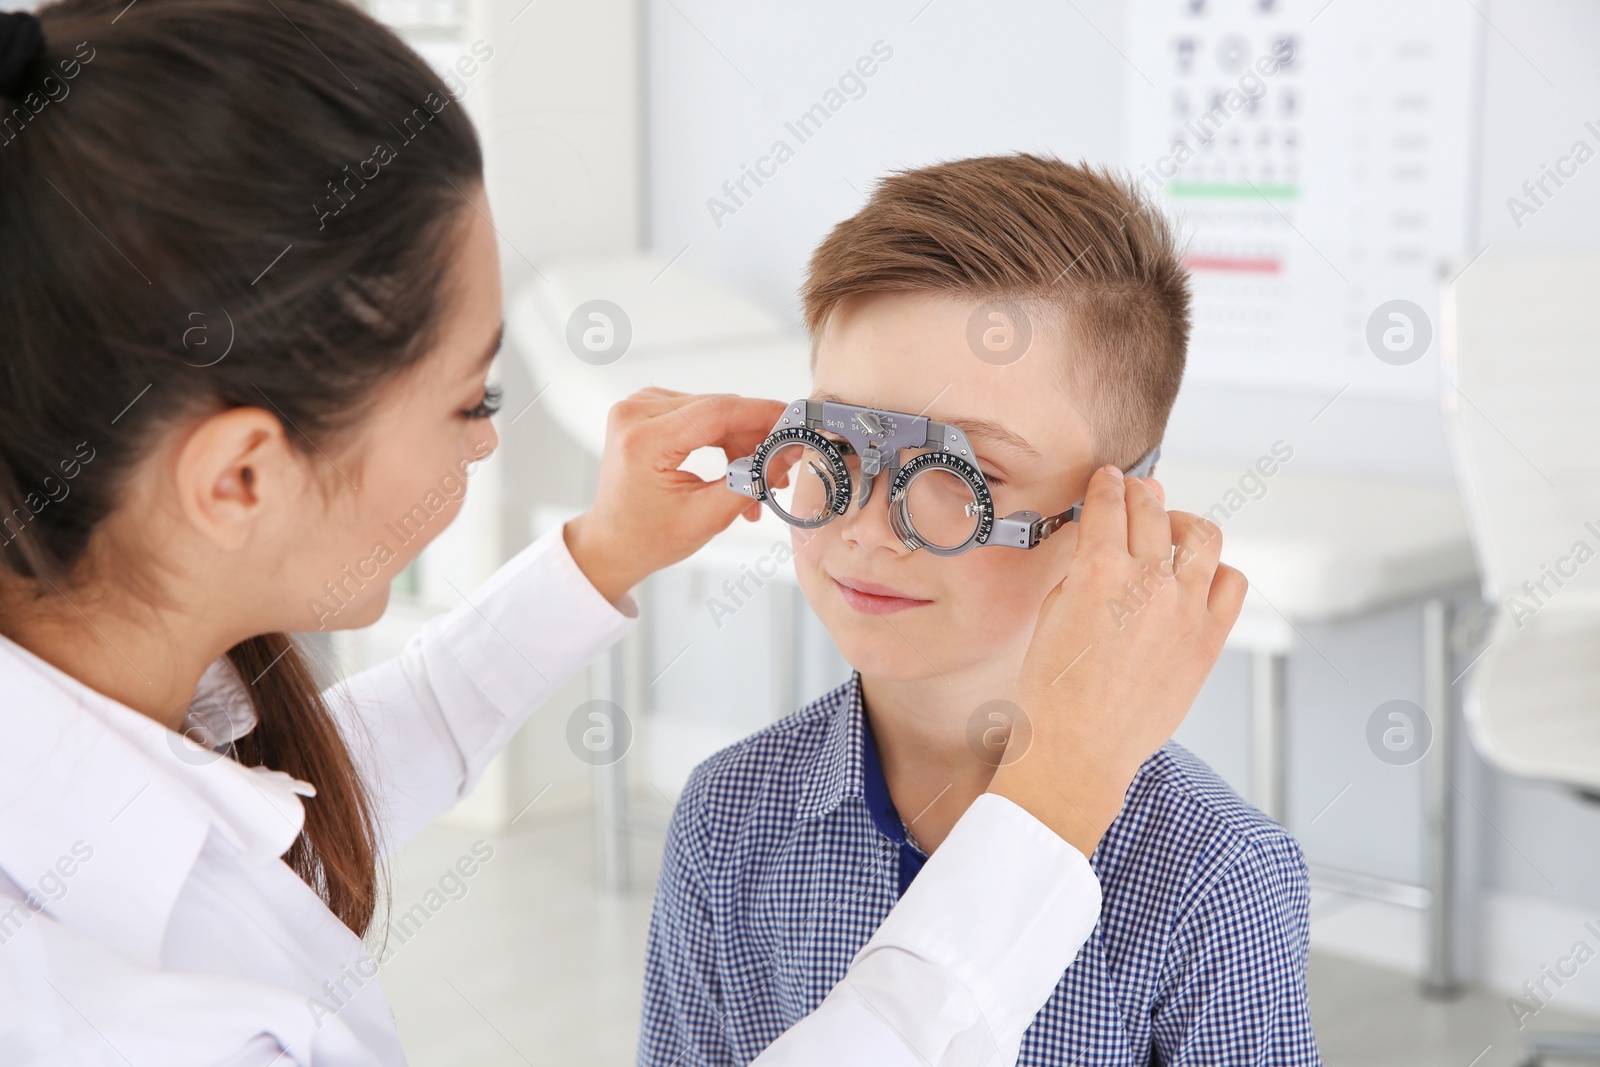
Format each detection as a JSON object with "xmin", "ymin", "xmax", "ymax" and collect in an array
[
  {"xmin": 1422, "ymin": 597, "xmax": 1461, "ymax": 998},
  {"xmin": 592, "ymin": 580, "xmax": 651, "ymax": 893},
  {"xmin": 592, "ymin": 644, "xmax": 628, "ymax": 892},
  {"xmin": 1252, "ymin": 650, "xmax": 1287, "ymax": 823}
]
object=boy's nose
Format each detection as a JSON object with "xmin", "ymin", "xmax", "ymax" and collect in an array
[{"xmin": 836, "ymin": 473, "xmax": 912, "ymax": 556}]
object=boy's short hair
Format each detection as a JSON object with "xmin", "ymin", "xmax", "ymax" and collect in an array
[{"xmin": 801, "ymin": 154, "xmax": 1190, "ymax": 467}]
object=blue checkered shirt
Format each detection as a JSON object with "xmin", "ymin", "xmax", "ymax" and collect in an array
[{"xmin": 639, "ymin": 674, "xmax": 1320, "ymax": 1066}]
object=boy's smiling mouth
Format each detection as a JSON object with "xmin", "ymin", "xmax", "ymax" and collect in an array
[{"xmin": 831, "ymin": 574, "xmax": 934, "ymax": 615}]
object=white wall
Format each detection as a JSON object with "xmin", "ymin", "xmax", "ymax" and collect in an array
[{"xmin": 645, "ymin": 0, "xmax": 1125, "ymax": 327}]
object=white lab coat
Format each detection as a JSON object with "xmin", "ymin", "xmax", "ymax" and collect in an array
[{"xmin": 0, "ymin": 526, "xmax": 1101, "ymax": 1066}]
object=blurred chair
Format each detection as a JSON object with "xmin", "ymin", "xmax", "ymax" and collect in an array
[
  {"xmin": 1445, "ymin": 256, "xmax": 1600, "ymax": 1064},
  {"xmin": 509, "ymin": 251, "xmax": 810, "ymax": 891}
]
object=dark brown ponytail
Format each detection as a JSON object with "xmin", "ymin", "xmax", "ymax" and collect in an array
[
  {"xmin": 0, "ymin": 0, "xmax": 484, "ymax": 933},
  {"xmin": 228, "ymin": 635, "xmax": 380, "ymax": 931}
]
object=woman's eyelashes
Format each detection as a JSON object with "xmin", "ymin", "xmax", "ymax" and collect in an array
[{"xmin": 463, "ymin": 383, "xmax": 502, "ymax": 420}]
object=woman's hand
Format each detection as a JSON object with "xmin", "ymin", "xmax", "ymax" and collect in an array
[
  {"xmin": 564, "ymin": 389, "xmax": 787, "ymax": 604},
  {"xmin": 987, "ymin": 466, "xmax": 1248, "ymax": 859}
]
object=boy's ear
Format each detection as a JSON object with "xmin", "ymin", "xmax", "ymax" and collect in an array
[{"xmin": 173, "ymin": 407, "xmax": 296, "ymax": 550}]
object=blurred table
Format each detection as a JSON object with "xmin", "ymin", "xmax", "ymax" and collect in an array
[{"xmin": 1157, "ymin": 457, "xmax": 1477, "ymax": 996}]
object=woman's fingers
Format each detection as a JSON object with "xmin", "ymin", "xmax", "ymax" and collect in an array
[
  {"xmin": 568, "ymin": 391, "xmax": 788, "ymax": 602},
  {"xmin": 999, "ymin": 468, "xmax": 1250, "ymax": 860},
  {"xmin": 1170, "ymin": 511, "xmax": 1222, "ymax": 596},
  {"xmin": 1169, "ymin": 511, "xmax": 1245, "ymax": 638},
  {"xmin": 1125, "ymin": 476, "xmax": 1172, "ymax": 568},
  {"xmin": 1074, "ymin": 466, "xmax": 1129, "ymax": 559},
  {"xmin": 1077, "ymin": 468, "xmax": 1172, "ymax": 570},
  {"xmin": 643, "ymin": 392, "xmax": 785, "ymax": 468},
  {"xmin": 1208, "ymin": 562, "xmax": 1249, "ymax": 622}
]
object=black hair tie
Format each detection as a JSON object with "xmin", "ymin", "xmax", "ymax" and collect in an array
[{"xmin": 0, "ymin": 11, "xmax": 45, "ymax": 99}]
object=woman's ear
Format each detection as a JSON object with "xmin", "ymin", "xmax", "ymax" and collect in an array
[{"xmin": 173, "ymin": 408, "xmax": 296, "ymax": 550}]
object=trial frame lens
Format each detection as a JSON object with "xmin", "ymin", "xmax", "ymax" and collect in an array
[
  {"xmin": 747, "ymin": 426, "xmax": 852, "ymax": 529},
  {"xmin": 887, "ymin": 451, "xmax": 992, "ymax": 556}
]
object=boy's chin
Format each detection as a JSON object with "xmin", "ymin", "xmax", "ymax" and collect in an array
[
  {"xmin": 827, "ymin": 610, "xmax": 1029, "ymax": 686},
  {"xmin": 837, "ymin": 634, "xmax": 966, "ymax": 684}
]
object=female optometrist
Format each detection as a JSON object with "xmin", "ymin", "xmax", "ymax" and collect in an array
[{"xmin": 0, "ymin": 2, "xmax": 1246, "ymax": 1065}]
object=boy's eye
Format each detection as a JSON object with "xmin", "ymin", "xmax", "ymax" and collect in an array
[{"xmin": 464, "ymin": 383, "xmax": 502, "ymax": 420}]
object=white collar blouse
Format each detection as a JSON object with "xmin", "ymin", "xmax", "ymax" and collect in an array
[{"xmin": 0, "ymin": 526, "xmax": 635, "ymax": 1066}]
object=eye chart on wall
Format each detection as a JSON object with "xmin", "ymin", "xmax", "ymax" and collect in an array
[{"xmin": 1124, "ymin": 0, "xmax": 1480, "ymax": 398}]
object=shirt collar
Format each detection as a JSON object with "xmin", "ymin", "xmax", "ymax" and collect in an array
[
  {"xmin": 794, "ymin": 672, "xmax": 929, "ymax": 895},
  {"xmin": 0, "ymin": 633, "xmax": 311, "ymax": 967},
  {"xmin": 794, "ymin": 671, "xmax": 872, "ymax": 822}
]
